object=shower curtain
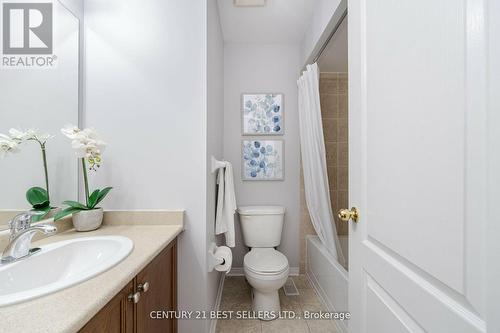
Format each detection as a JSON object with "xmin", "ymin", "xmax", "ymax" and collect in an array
[{"xmin": 297, "ymin": 63, "xmax": 345, "ymax": 266}]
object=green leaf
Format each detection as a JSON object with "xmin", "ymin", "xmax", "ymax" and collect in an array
[
  {"xmin": 26, "ymin": 187, "xmax": 49, "ymax": 208},
  {"xmin": 33, "ymin": 202, "xmax": 50, "ymax": 209},
  {"xmin": 88, "ymin": 189, "xmax": 100, "ymax": 209},
  {"xmin": 54, "ymin": 207, "xmax": 82, "ymax": 221},
  {"xmin": 62, "ymin": 200, "xmax": 89, "ymax": 210},
  {"xmin": 92, "ymin": 187, "xmax": 113, "ymax": 208},
  {"xmin": 31, "ymin": 206, "xmax": 51, "ymax": 222}
]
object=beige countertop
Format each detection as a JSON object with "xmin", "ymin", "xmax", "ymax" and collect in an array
[{"xmin": 0, "ymin": 221, "xmax": 183, "ymax": 333}]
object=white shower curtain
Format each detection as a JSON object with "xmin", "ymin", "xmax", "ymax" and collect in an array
[{"xmin": 297, "ymin": 63, "xmax": 345, "ymax": 266}]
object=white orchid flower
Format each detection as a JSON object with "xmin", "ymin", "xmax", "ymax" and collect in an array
[
  {"xmin": 0, "ymin": 133, "xmax": 19, "ymax": 158},
  {"xmin": 61, "ymin": 124, "xmax": 81, "ymax": 140},
  {"xmin": 8, "ymin": 128, "xmax": 53, "ymax": 145},
  {"xmin": 62, "ymin": 125, "xmax": 106, "ymax": 171},
  {"xmin": 8, "ymin": 128, "xmax": 29, "ymax": 141}
]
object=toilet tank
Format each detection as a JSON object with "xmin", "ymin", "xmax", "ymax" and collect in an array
[{"xmin": 237, "ymin": 206, "xmax": 285, "ymax": 248}]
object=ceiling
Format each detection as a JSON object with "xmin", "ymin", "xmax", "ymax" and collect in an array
[
  {"xmin": 318, "ymin": 17, "xmax": 348, "ymax": 72},
  {"xmin": 216, "ymin": 0, "xmax": 313, "ymax": 44}
]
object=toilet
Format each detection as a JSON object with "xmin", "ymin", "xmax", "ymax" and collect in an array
[{"xmin": 237, "ymin": 206, "xmax": 289, "ymax": 319}]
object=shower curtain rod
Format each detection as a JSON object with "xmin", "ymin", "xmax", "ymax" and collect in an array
[{"xmin": 312, "ymin": 10, "xmax": 347, "ymax": 64}]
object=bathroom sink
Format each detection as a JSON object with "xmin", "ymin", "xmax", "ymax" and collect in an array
[{"xmin": 0, "ymin": 236, "xmax": 133, "ymax": 307}]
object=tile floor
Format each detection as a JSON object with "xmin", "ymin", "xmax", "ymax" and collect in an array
[{"xmin": 216, "ymin": 275, "xmax": 339, "ymax": 333}]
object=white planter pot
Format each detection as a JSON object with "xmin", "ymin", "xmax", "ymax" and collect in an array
[{"xmin": 72, "ymin": 208, "xmax": 103, "ymax": 232}]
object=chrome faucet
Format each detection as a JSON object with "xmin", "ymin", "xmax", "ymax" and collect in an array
[{"xmin": 1, "ymin": 211, "xmax": 57, "ymax": 264}]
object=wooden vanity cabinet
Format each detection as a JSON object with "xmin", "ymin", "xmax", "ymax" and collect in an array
[{"xmin": 80, "ymin": 239, "xmax": 177, "ymax": 333}]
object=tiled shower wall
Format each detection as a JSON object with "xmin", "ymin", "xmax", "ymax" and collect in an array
[{"xmin": 299, "ymin": 72, "xmax": 348, "ymax": 273}]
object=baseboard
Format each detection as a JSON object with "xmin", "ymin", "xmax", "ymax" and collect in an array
[
  {"xmin": 289, "ymin": 267, "xmax": 299, "ymax": 276},
  {"xmin": 227, "ymin": 267, "xmax": 245, "ymax": 276},
  {"xmin": 227, "ymin": 267, "xmax": 300, "ymax": 277},
  {"xmin": 305, "ymin": 271, "xmax": 348, "ymax": 333},
  {"xmin": 209, "ymin": 273, "xmax": 226, "ymax": 333}
]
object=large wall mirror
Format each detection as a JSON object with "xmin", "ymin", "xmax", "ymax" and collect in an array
[{"xmin": 0, "ymin": 0, "xmax": 82, "ymax": 230}]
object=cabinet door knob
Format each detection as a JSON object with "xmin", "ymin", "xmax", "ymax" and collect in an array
[
  {"xmin": 138, "ymin": 281, "xmax": 150, "ymax": 293},
  {"xmin": 128, "ymin": 292, "xmax": 141, "ymax": 304}
]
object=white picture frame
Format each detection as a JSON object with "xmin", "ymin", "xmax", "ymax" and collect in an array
[
  {"xmin": 241, "ymin": 93, "xmax": 284, "ymax": 136},
  {"xmin": 241, "ymin": 139, "xmax": 284, "ymax": 181}
]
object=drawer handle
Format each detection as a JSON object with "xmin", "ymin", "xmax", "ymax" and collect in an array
[
  {"xmin": 138, "ymin": 282, "xmax": 150, "ymax": 293},
  {"xmin": 128, "ymin": 292, "xmax": 141, "ymax": 304}
]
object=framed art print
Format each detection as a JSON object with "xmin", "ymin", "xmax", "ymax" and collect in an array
[
  {"xmin": 242, "ymin": 139, "xmax": 284, "ymax": 181},
  {"xmin": 242, "ymin": 93, "xmax": 284, "ymax": 135}
]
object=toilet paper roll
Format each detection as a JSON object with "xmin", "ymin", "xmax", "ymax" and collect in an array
[{"xmin": 214, "ymin": 246, "xmax": 233, "ymax": 273}]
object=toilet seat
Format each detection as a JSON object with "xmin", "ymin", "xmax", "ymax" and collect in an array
[{"xmin": 244, "ymin": 248, "xmax": 289, "ymax": 275}]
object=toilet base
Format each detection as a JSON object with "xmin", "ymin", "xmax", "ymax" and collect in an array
[{"xmin": 251, "ymin": 288, "xmax": 281, "ymax": 321}]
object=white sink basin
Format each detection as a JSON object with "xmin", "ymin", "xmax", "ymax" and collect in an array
[{"xmin": 0, "ymin": 236, "xmax": 133, "ymax": 307}]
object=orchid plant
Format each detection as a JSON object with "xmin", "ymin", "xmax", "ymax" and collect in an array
[
  {"xmin": 1, "ymin": 129, "xmax": 54, "ymax": 220},
  {"xmin": 54, "ymin": 125, "xmax": 112, "ymax": 220}
]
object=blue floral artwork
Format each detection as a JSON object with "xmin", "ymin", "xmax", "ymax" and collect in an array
[
  {"xmin": 242, "ymin": 140, "xmax": 284, "ymax": 180},
  {"xmin": 242, "ymin": 94, "xmax": 283, "ymax": 135}
]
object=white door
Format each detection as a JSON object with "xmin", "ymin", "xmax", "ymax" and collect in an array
[{"xmin": 347, "ymin": 0, "xmax": 500, "ymax": 332}]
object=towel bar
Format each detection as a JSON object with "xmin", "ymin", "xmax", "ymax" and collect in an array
[{"xmin": 211, "ymin": 156, "xmax": 226, "ymax": 173}]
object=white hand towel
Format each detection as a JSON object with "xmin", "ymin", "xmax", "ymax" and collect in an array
[{"xmin": 215, "ymin": 161, "xmax": 236, "ymax": 247}]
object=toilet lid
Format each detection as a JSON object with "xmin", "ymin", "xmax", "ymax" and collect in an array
[
  {"xmin": 237, "ymin": 206, "xmax": 285, "ymax": 215},
  {"xmin": 244, "ymin": 248, "xmax": 289, "ymax": 274}
]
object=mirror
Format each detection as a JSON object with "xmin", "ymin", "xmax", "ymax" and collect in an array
[{"xmin": 0, "ymin": 1, "xmax": 81, "ymax": 230}]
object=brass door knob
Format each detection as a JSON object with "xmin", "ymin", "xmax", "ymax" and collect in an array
[{"xmin": 338, "ymin": 207, "xmax": 359, "ymax": 223}]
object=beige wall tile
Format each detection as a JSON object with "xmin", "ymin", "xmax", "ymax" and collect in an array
[
  {"xmin": 327, "ymin": 166, "xmax": 338, "ymax": 189},
  {"xmin": 338, "ymin": 94, "xmax": 348, "ymax": 118},
  {"xmin": 319, "ymin": 78, "xmax": 337, "ymax": 94},
  {"xmin": 337, "ymin": 117, "xmax": 348, "ymax": 142},
  {"xmin": 320, "ymin": 94, "xmax": 338, "ymax": 118},
  {"xmin": 325, "ymin": 142, "xmax": 337, "ymax": 166},
  {"xmin": 338, "ymin": 142, "xmax": 348, "ymax": 166},
  {"xmin": 329, "ymin": 190, "xmax": 336, "ymax": 211},
  {"xmin": 337, "ymin": 72, "xmax": 348, "ymax": 80},
  {"xmin": 321, "ymin": 72, "xmax": 339, "ymax": 80},
  {"xmin": 337, "ymin": 166, "xmax": 348, "ymax": 190},
  {"xmin": 338, "ymin": 219, "xmax": 349, "ymax": 235},
  {"xmin": 338, "ymin": 75, "xmax": 348, "ymax": 94},
  {"xmin": 323, "ymin": 118, "xmax": 338, "ymax": 142},
  {"xmin": 337, "ymin": 190, "xmax": 348, "ymax": 209}
]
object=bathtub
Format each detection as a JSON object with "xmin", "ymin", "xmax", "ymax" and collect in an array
[{"xmin": 306, "ymin": 235, "xmax": 348, "ymax": 333}]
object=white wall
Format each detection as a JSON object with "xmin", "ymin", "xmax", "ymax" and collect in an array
[
  {"xmin": 487, "ymin": 1, "xmax": 500, "ymax": 330},
  {"xmin": 317, "ymin": 17, "xmax": 348, "ymax": 72},
  {"xmin": 206, "ymin": 0, "xmax": 224, "ymax": 328},
  {"xmin": 300, "ymin": 0, "xmax": 345, "ymax": 66},
  {"xmin": 84, "ymin": 1, "xmax": 209, "ymax": 332},
  {"xmin": 60, "ymin": 0, "xmax": 83, "ymax": 18},
  {"xmin": 223, "ymin": 44, "xmax": 302, "ymax": 269}
]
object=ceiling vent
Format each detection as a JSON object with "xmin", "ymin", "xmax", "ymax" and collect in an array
[{"xmin": 233, "ymin": 0, "xmax": 266, "ymax": 7}]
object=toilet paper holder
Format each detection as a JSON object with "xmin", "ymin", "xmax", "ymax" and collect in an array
[{"xmin": 208, "ymin": 243, "xmax": 227, "ymax": 272}]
